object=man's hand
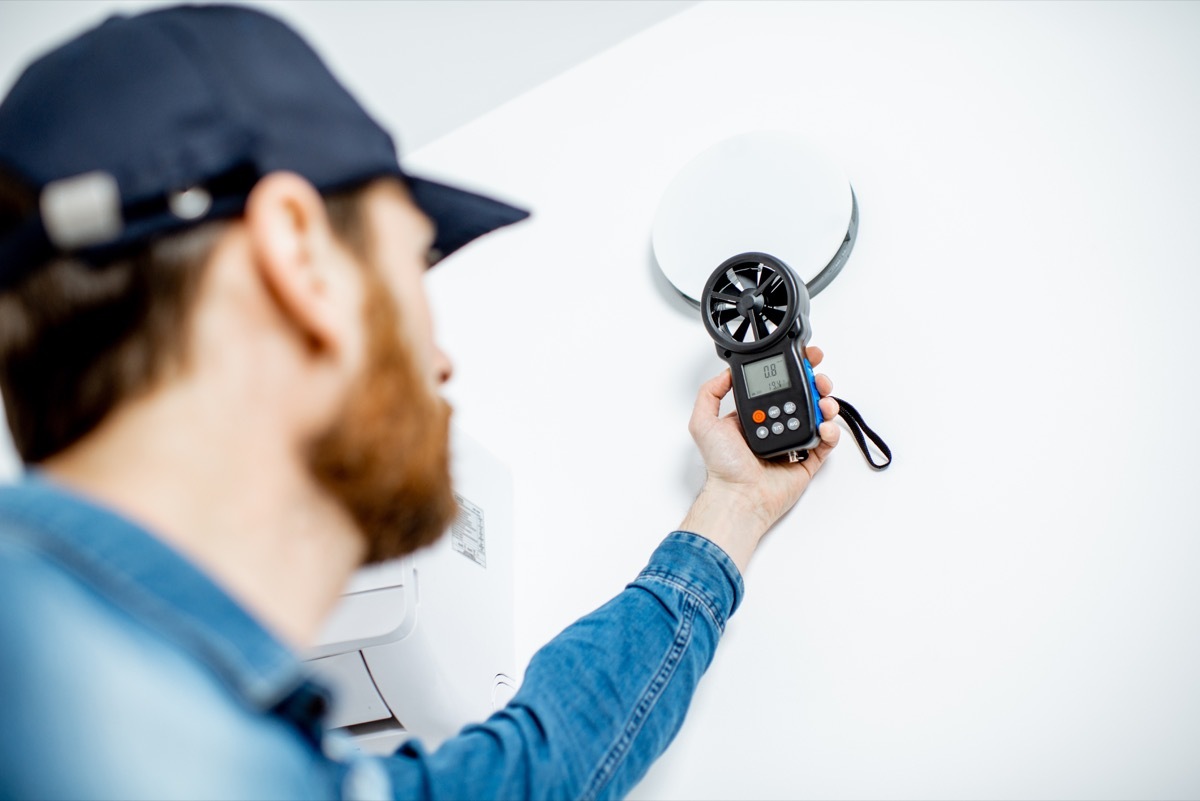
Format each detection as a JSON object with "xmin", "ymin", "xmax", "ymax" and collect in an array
[{"xmin": 680, "ymin": 346, "xmax": 840, "ymax": 575}]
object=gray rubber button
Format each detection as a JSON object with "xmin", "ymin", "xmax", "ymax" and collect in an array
[
  {"xmin": 771, "ymin": 422, "xmax": 784, "ymax": 435},
  {"xmin": 784, "ymin": 401, "xmax": 797, "ymax": 414},
  {"xmin": 756, "ymin": 426, "xmax": 769, "ymax": 439},
  {"xmin": 787, "ymin": 417, "xmax": 800, "ymax": 430},
  {"xmin": 768, "ymin": 406, "xmax": 781, "ymax": 419}
]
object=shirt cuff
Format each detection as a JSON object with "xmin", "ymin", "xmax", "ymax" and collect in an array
[{"xmin": 630, "ymin": 531, "xmax": 745, "ymax": 633}]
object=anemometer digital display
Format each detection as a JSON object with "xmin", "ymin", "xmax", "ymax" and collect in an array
[{"xmin": 702, "ymin": 252, "xmax": 824, "ymax": 462}]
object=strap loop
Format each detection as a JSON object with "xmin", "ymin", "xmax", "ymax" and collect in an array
[{"xmin": 830, "ymin": 396, "xmax": 891, "ymax": 470}]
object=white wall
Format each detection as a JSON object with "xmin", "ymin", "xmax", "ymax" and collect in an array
[{"xmin": 400, "ymin": 2, "xmax": 1200, "ymax": 798}]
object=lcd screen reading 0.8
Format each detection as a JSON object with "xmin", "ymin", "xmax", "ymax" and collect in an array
[{"xmin": 743, "ymin": 354, "xmax": 792, "ymax": 398}]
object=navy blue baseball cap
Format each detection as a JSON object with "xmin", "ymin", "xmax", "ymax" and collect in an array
[{"xmin": 0, "ymin": 4, "xmax": 530, "ymax": 289}]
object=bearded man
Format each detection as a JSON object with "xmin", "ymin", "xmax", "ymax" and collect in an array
[{"xmin": 0, "ymin": 6, "xmax": 841, "ymax": 799}]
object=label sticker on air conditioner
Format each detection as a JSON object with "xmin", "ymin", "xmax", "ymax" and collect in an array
[{"xmin": 451, "ymin": 492, "xmax": 486, "ymax": 568}]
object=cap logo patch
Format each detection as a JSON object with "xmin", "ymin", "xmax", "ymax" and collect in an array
[
  {"xmin": 168, "ymin": 187, "xmax": 213, "ymax": 221},
  {"xmin": 39, "ymin": 171, "xmax": 123, "ymax": 251}
]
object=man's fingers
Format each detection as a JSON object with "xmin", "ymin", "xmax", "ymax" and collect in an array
[
  {"xmin": 792, "ymin": 419, "xmax": 840, "ymax": 478},
  {"xmin": 819, "ymin": 395, "xmax": 839, "ymax": 420},
  {"xmin": 805, "ymin": 420, "xmax": 841, "ymax": 468},
  {"xmin": 815, "ymin": 373, "xmax": 833, "ymax": 397},
  {"xmin": 701, "ymin": 369, "xmax": 732, "ymax": 401},
  {"xmin": 807, "ymin": 345, "xmax": 824, "ymax": 368},
  {"xmin": 690, "ymin": 370, "xmax": 732, "ymax": 431}
]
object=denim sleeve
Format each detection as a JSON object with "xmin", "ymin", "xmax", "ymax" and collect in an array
[{"xmin": 379, "ymin": 531, "xmax": 744, "ymax": 801}]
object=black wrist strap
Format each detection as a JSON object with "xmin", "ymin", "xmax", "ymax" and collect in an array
[{"xmin": 830, "ymin": 396, "xmax": 892, "ymax": 470}]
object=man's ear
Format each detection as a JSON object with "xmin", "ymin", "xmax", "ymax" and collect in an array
[{"xmin": 242, "ymin": 172, "xmax": 352, "ymax": 356}]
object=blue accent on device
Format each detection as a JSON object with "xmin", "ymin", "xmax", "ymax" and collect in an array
[{"xmin": 803, "ymin": 357, "xmax": 824, "ymax": 427}]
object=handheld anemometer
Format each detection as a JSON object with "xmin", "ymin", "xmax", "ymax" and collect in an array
[
  {"xmin": 653, "ymin": 131, "xmax": 890, "ymax": 469},
  {"xmin": 702, "ymin": 252, "xmax": 824, "ymax": 463}
]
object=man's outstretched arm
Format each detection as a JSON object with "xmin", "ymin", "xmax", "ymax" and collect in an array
[{"xmin": 380, "ymin": 348, "xmax": 840, "ymax": 800}]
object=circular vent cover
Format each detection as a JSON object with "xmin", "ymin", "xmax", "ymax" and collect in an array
[{"xmin": 653, "ymin": 130, "xmax": 855, "ymax": 306}]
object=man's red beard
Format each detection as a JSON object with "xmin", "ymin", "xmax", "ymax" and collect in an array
[{"xmin": 305, "ymin": 271, "xmax": 457, "ymax": 565}]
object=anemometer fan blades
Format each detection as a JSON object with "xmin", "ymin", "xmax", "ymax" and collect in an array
[
  {"xmin": 762, "ymin": 306, "xmax": 786, "ymax": 326},
  {"xmin": 702, "ymin": 253, "xmax": 801, "ymax": 354}
]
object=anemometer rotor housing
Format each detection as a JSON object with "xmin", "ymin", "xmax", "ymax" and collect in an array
[{"xmin": 702, "ymin": 252, "xmax": 812, "ymax": 355}]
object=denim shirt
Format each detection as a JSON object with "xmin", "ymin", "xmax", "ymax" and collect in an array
[{"xmin": 0, "ymin": 475, "xmax": 744, "ymax": 800}]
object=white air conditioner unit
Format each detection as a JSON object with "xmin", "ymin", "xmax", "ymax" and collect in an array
[{"xmin": 303, "ymin": 425, "xmax": 516, "ymax": 755}]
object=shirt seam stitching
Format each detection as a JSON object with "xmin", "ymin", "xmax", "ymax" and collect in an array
[
  {"xmin": 667, "ymin": 531, "xmax": 742, "ymax": 585},
  {"xmin": 577, "ymin": 595, "xmax": 697, "ymax": 801},
  {"xmin": 636, "ymin": 569, "xmax": 727, "ymax": 632}
]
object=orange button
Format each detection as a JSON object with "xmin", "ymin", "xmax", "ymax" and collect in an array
[{"xmin": 752, "ymin": 409, "xmax": 766, "ymax": 424}]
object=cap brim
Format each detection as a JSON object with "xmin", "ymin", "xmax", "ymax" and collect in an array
[{"xmin": 406, "ymin": 175, "xmax": 530, "ymax": 263}]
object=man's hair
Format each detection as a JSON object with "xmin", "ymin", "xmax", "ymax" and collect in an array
[{"xmin": 0, "ymin": 174, "xmax": 370, "ymax": 463}]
